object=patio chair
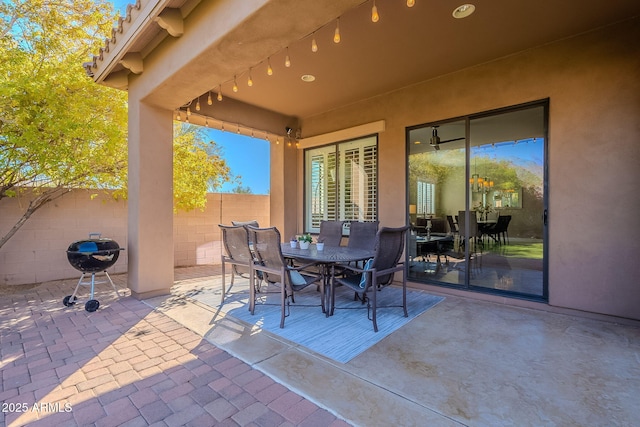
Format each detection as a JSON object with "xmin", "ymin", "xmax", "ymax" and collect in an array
[
  {"xmin": 231, "ymin": 220, "xmax": 259, "ymax": 227},
  {"xmin": 246, "ymin": 226, "xmax": 324, "ymax": 328},
  {"xmin": 219, "ymin": 224, "xmax": 259, "ymax": 302},
  {"xmin": 330, "ymin": 225, "xmax": 409, "ymax": 332},
  {"xmin": 318, "ymin": 220, "xmax": 344, "ymax": 247},
  {"xmin": 347, "ymin": 221, "xmax": 379, "ymax": 250}
]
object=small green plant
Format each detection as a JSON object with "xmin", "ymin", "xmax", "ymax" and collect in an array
[{"xmin": 298, "ymin": 234, "xmax": 313, "ymax": 243}]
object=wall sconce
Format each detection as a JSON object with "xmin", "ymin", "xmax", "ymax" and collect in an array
[{"xmin": 409, "ymin": 204, "xmax": 417, "ymax": 215}]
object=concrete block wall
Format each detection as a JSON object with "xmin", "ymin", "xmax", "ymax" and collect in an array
[{"xmin": 0, "ymin": 189, "xmax": 269, "ymax": 286}]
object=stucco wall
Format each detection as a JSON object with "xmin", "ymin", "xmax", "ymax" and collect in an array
[
  {"xmin": 0, "ymin": 190, "xmax": 269, "ymax": 286},
  {"xmin": 300, "ymin": 18, "xmax": 640, "ymax": 320}
]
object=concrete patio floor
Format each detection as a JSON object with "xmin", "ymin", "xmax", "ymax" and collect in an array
[{"xmin": 2, "ymin": 265, "xmax": 639, "ymax": 426}]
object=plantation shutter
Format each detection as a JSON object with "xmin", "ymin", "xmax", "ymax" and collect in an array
[
  {"xmin": 417, "ymin": 180, "xmax": 435, "ymax": 216},
  {"xmin": 306, "ymin": 146, "xmax": 337, "ymax": 230},
  {"xmin": 305, "ymin": 136, "xmax": 378, "ymax": 233},
  {"xmin": 339, "ymin": 137, "xmax": 377, "ymax": 223}
]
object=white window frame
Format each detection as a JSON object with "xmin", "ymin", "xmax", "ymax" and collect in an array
[{"xmin": 305, "ymin": 135, "xmax": 378, "ymax": 234}]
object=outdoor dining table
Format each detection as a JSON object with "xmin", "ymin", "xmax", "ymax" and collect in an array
[{"xmin": 281, "ymin": 243, "xmax": 374, "ymax": 315}]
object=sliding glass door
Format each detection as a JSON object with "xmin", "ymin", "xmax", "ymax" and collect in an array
[{"xmin": 406, "ymin": 101, "xmax": 547, "ymax": 300}]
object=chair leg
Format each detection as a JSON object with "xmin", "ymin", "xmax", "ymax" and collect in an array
[
  {"xmin": 402, "ymin": 274, "xmax": 408, "ymax": 318},
  {"xmin": 221, "ymin": 261, "xmax": 226, "ymax": 303},
  {"xmin": 279, "ymin": 285, "xmax": 286, "ymax": 329},
  {"xmin": 371, "ymin": 283, "xmax": 378, "ymax": 333},
  {"xmin": 249, "ymin": 268, "xmax": 255, "ymax": 314}
]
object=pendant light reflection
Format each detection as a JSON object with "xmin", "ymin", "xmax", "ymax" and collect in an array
[
  {"xmin": 371, "ymin": 1, "xmax": 379, "ymax": 22},
  {"xmin": 333, "ymin": 19, "xmax": 341, "ymax": 43}
]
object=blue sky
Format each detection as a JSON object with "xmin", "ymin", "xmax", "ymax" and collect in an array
[
  {"xmin": 206, "ymin": 130, "xmax": 270, "ymax": 194},
  {"xmin": 108, "ymin": 1, "xmax": 270, "ymax": 194}
]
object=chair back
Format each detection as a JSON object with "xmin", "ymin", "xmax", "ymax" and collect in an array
[
  {"xmin": 495, "ymin": 215, "xmax": 510, "ymax": 232},
  {"xmin": 318, "ymin": 220, "xmax": 344, "ymax": 247},
  {"xmin": 458, "ymin": 210, "xmax": 480, "ymax": 239},
  {"xmin": 347, "ymin": 221, "xmax": 379, "ymax": 250},
  {"xmin": 219, "ymin": 224, "xmax": 253, "ymax": 275},
  {"xmin": 246, "ymin": 226, "xmax": 288, "ymax": 286},
  {"xmin": 430, "ymin": 218, "xmax": 447, "ymax": 234},
  {"xmin": 447, "ymin": 215, "xmax": 458, "ymax": 233},
  {"xmin": 231, "ymin": 220, "xmax": 259, "ymax": 228},
  {"xmin": 369, "ymin": 225, "xmax": 409, "ymax": 287}
]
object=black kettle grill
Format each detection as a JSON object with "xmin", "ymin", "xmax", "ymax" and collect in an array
[{"xmin": 64, "ymin": 233, "xmax": 125, "ymax": 312}]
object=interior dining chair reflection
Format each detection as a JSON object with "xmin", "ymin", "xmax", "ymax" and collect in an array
[
  {"xmin": 331, "ymin": 226, "xmax": 409, "ymax": 332},
  {"xmin": 247, "ymin": 226, "xmax": 324, "ymax": 328}
]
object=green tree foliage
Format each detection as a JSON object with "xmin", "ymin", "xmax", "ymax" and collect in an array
[
  {"xmin": 173, "ymin": 123, "xmax": 231, "ymax": 211},
  {"xmin": 0, "ymin": 0, "xmax": 126, "ymax": 248},
  {"xmin": 0, "ymin": 1, "xmax": 232, "ymax": 248},
  {"xmin": 231, "ymin": 185, "xmax": 253, "ymax": 194}
]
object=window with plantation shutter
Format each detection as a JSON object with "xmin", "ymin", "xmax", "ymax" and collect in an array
[
  {"xmin": 305, "ymin": 136, "xmax": 378, "ymax": 234},
  {"xmin": 417, "ymin": 180, "xmax": 435, "ymax": 216}
]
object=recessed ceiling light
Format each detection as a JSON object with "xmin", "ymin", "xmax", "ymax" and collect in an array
[
  {"xmin": 453, "ymin": 4, "xmax": 475, "ymax": 19},
  {"xmin": 301, "ymin": 74, "xmax": 316, "ymax": 82}
]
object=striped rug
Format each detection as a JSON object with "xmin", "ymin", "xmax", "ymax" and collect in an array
[{"xmin": 198, "ymin": 284, "xmax": 444, "ymax": 364}]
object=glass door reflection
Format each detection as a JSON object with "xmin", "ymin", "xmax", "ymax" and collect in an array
[
  {"xmin": 408, "ymin": 120, "xmax": 467, "ymax": 287},
  {"xmin": 407, "ymin": 102, "xmax": 547, "ymax": 300}
]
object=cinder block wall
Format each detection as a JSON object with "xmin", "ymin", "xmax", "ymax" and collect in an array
[{"xmin": 0, "ymin": 189, "xmax": 269, "ymax": 286}]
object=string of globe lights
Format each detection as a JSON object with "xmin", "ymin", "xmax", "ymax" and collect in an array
[
  {"xmin": 175, "ymin": 103, "xmax": 292, "ymax": 146},
  {"xmin": 174, "ymin": 1, "xmax": 474, "ymax": 145}
]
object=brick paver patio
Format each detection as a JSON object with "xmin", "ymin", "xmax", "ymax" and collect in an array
[{"xmin": 0, "ymin": 277, "xmax": 350, "ymax": 427}]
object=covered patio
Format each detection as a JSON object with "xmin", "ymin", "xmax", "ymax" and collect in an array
[
  {"xmin": 86, "ymin": 0, "xmax": 640, "ymax": 322},
  {"xmin": 2, "ymin": 267, "xmax": 639, "ymax": 426}
]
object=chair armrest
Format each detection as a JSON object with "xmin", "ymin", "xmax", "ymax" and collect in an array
[
  {"xmin": 290, "ymin": 260, "xmax": 320, "ymax": 271},
  {"xmin": 374, "ymin": 262, "xmax": 405, "ymax": 277},
  {"xmin": 331, "ymin": 263, "xmax": 367, "ymax": 276},
  {"xmin": 251, "ymin": 262, "xmax": 283, "ymax": 277}
]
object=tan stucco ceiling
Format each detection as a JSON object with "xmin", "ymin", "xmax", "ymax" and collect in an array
[{"xmin": 92, "ymin": 0, "xmax": 640, "ymax": 122}]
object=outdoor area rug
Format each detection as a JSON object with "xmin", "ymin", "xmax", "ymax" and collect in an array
[{"xmin": 192, "ymin": 284, "xmax": 444, "ymax": 363}]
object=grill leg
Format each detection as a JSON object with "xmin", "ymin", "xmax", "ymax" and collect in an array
[
  {"xmin": 90, "ymin": 273, "xmax": 96, "ymax": 300},
  {"xmin": 104, "ymin": 271, "xmax": 121, "ymax": 297},
  {"xmin": 70, "ymin": 273, "xmax": 86, "ymax": 300}
]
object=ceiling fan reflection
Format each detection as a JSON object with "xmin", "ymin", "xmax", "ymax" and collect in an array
[{"xmin": 430, "ymin": 126, "xmax": 465, "ymax": 150}]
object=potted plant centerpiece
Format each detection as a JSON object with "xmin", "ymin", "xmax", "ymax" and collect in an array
[
  {"xmin": 474, "ymin": 202, "xmax": 493, "ymax": 221},
  {"xmin": 298, "ymin": 233, "xmax": 313, "ymax": 249},
  {"xmin": 316, "ymin": 237, "xmax": 325, "ymax": 251}
]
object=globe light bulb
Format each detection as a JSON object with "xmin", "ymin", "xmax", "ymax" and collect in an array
[
  {"xmin": 372, "ymin": 2, "xmax": 379, "ymax": 22},
  {"xmin": 267, "ymin": 58, "xmax": 273, "ymax": 75}
]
